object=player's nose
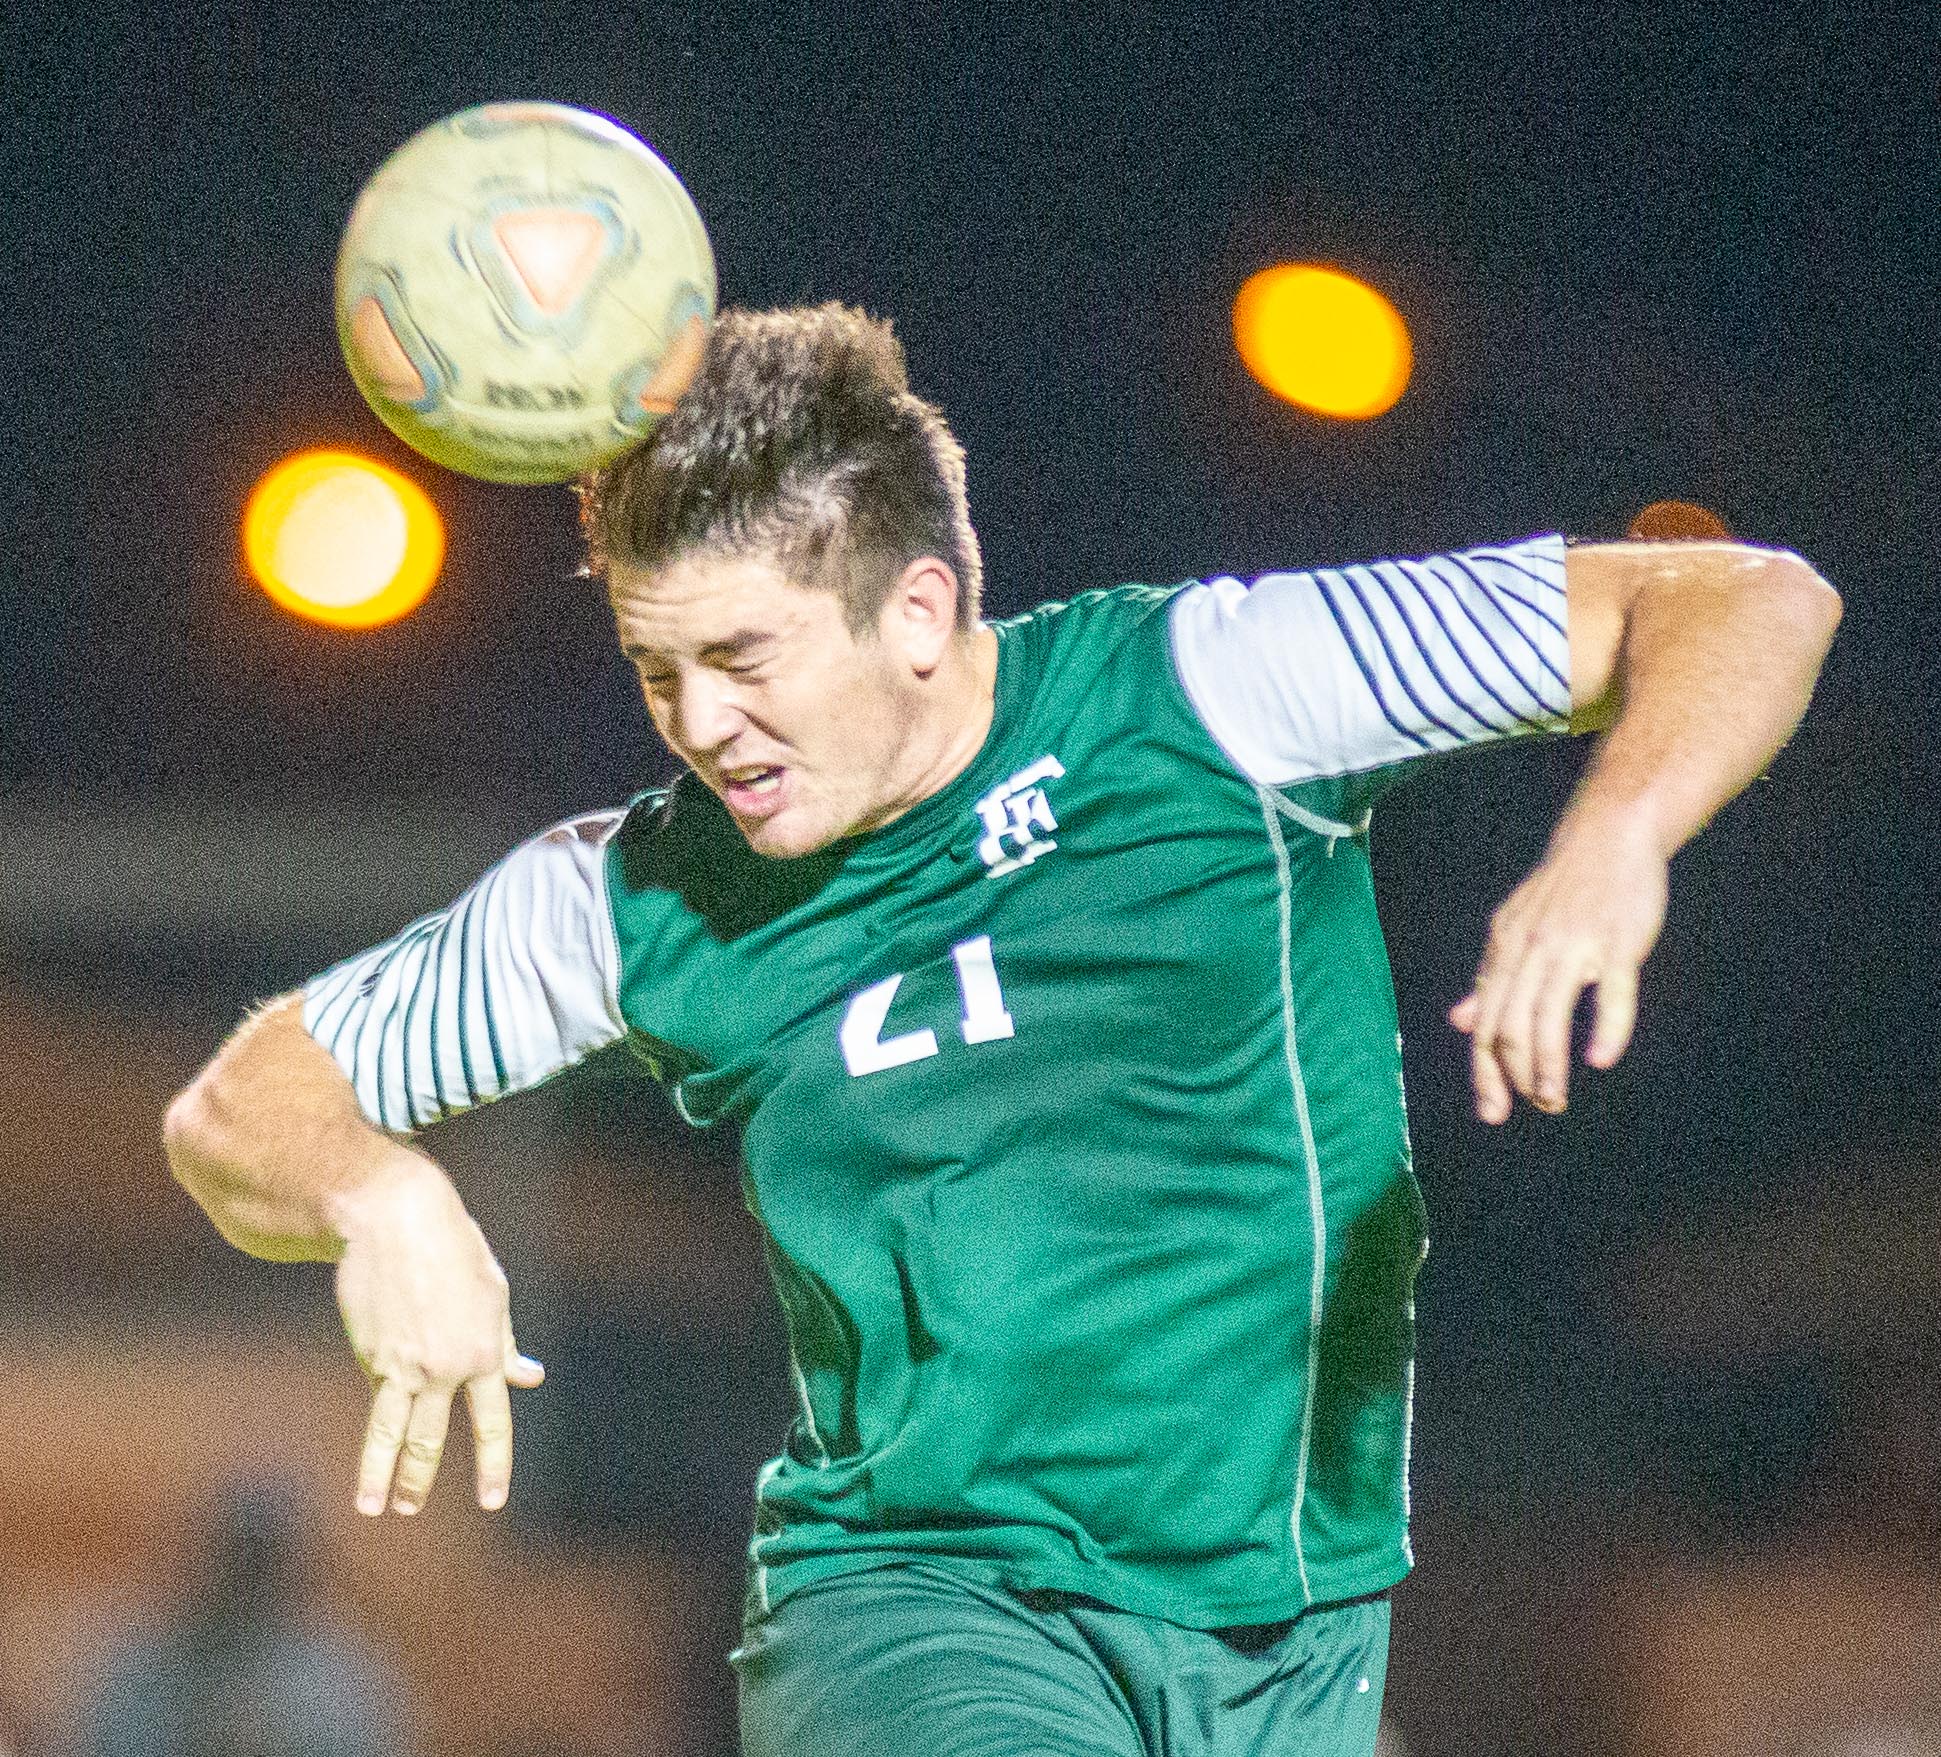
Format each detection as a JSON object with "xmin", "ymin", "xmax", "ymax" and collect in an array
[{"xmin": 672, "ymin": 670, "xmax": 745, "ymax": 756}]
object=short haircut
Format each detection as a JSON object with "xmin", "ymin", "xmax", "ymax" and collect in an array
[{"xmin": 579, "ymin": 303, "xmax": 983, "ymax": 634}]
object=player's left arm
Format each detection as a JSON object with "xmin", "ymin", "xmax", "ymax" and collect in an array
[{"xmin": 1450, "ymin": 539, "xmax": 1843, "ymax": 1123}]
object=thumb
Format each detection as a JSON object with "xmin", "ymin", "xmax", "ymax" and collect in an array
[
  {"xmin": 1449, "ymin": 993, "xmax": 1480, "ymax": 1034},
  {"xmin": 503, "ymin": 1316, "xmax": 545, "ymax": 1388}
]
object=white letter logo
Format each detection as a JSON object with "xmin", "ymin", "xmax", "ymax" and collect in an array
[{"xmin": 974, "ymin": 755, "xmax": 1065, "ymax": 877}]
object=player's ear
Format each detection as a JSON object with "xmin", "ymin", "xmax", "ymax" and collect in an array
[{"xmin": 883, "ymin": 555, "xmax": 961, "ymax": 676}]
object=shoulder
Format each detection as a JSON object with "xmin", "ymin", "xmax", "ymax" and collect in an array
[
  {"xmin": 1164, "ymin": 535, "xmax": 1575, "ymax": 788},
  {"xmin": 994, "ymin": 581, "xmax": 1191, "ymax": 702},
  {"xmin": 467, "ymin": 805, "xmax": 629, "ymax": 931},
  {"xmin": 520, "ymin": 804, "xmax": 629, "ymax": 877},
  {"xmin": 1168, "ymin": 533, "xmax": 1567, "ymax": 635},
  {"xmin": 999, "ymin": 581, "xmax": 1184, "ymax": 649}
]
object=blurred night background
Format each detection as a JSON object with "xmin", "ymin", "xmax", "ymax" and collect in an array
[{"xmin": 2, "ymin": 3, "xmax": 1938, "ymax": 1754}]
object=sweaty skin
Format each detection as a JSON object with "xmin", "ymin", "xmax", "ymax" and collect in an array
[{"xmin": 163, "ymin": 535, "xmax": 1839, "ymax": 1516}]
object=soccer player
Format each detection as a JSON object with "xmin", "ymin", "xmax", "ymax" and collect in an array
[{"xmin": 165, "ymin": 304, "xmax": 1841, "ymax": 1756}]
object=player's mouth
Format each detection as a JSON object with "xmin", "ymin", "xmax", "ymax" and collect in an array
[{"xmin": 720, "ymin": 763, "xmax": 789, "ymax": 821}]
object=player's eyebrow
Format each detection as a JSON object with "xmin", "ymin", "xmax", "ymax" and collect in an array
[{"xmin": 621, "ymin": 629, "xmax": 775, "ymax": 665}]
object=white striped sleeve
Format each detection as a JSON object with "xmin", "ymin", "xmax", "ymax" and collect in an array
[
  {"xmin": 300, "ymin": 810, "xmax": 628, "ymax": 1134},
  {"xmin": 1168, "ymin": 533, "xmax": 1575, "ymax": 786}
]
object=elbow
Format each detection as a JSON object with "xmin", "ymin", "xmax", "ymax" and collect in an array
[
  {"xmin": 1775, "ymin": 551, "xmax": 1843, "ymax": 647},
  {"xmin": 162, "ymin": 1073, "xmax": 306, "ymax": 1261},
  {"xmin": 162, "ymin": 1071, "xmax": 226, "ymax": 1204},
  {"xmin": 163, "ymin": 1058, "xmax": 259, "ymax": 1218},
  {"xmin": 1812, "ymin": 574, "xmax": 1843, "ymax": 641}
]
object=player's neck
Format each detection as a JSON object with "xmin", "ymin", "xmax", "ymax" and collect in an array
[{"xmin": 877, "ymin": 625, "xmax": 1001, "ymax": 824}]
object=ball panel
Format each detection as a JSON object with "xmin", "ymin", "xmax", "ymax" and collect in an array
[
  {"xmin": 633, "ymin": 310, "xmax": 710, "ymax": 418},
  {"xmin": 468, "ymin": 197, "xmax": 628, "ymax": 346},
  {"xmin": 490, "ymin": 208, "xmax": 613, "ymax": 315},
  {"xmin": 347, "ymin": 295, "xmax": 428, "ymax": 403}
]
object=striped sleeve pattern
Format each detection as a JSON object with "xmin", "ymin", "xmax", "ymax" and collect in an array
[
  {"xmin": 1167, "ymin": 533, "xmax": 1574, "ymax": 786},
  {"xmin": 300, "ymin": 810, "xmax": 628, "ymax": 1133}
]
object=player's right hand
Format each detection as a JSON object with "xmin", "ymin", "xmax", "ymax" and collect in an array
[{"xmin": 330, "ymin": 1154, "xmax": 545, "ymax": 1517}]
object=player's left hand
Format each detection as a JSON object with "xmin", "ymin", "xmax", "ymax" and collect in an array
[{"xmin": 1449, "ymin": 809, "xmax": 1670, "ymax": 1123}]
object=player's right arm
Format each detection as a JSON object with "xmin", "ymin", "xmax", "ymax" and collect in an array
[{"xmin": 163, "ymin": 810, "xmax": 628, "ymax": 1518}]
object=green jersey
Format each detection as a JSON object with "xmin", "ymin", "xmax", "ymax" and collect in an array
[{"xmin": 303, "ymin": 535, "xmax": 1573, "ymax": 1626}]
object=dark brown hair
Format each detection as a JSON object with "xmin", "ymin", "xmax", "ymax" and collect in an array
[{"xmin": 579, "ymin": 303, "xmax": 982, "ymax": 634}]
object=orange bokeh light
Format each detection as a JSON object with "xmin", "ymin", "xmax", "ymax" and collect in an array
[
  {"xmin": 242, "ymin": 450, "xmax": 444, "ymax": 629},
  {"xmin": 1233, "ymin": 264, "xmax": 1412, "ymax": 420}
]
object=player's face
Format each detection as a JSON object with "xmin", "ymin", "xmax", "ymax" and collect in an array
[{"xmin": 609, "ymin": 551, "xmax": 942, "ymax": 858}]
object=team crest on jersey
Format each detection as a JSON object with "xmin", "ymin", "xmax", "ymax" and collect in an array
[{"xmin": 974, "ymin": 755, "xmax": 1064, "ymax": 876}]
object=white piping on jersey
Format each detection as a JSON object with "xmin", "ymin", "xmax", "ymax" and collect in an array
[
  {"xmin": 1264, "ymin": 787, "xmax": 1371, "ymax": 851},
  {"xmin": 1399, "ymin": 1328, "xmax": 1417, "ymax": 1569},
  {"xmin": 1260, "ymin": 789, "xmax": 1328, "ymax": 1607},
  {"xmin": 787, "ymin": 1349, "xmax": 829, "ymax": 1466},
  {"xmin": 751, "ymin": 1326, "xmax": 830, "ymax": 1616},
  {"xmin": 669, "ymin": 1079, "xmax": 707, "ymax": 1129},
  {"xmin": 749, "ymin": 1455, "xmax": 785, "ymax": 1618}
]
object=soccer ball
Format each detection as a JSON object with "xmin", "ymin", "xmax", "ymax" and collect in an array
[{"xmin": 335, "ymin": 101, "xmax": 716, "ymax": 485}]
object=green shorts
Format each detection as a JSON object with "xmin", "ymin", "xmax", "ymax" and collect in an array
[{"xmin": 731, "ymin": 1561, "xmax": 1390, "ymax": 1757}]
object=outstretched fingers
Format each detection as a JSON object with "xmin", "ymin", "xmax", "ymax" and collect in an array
[
  {"xmin": 389, "ymin": 1384, "xmax": 456, "ymax": 1516},
  {"xmin": 467, "ymin": 1371, "xmax": 514, "ymax": 1512},
  {"xmin": 1587, "ymin": 961, "xmax": 1641, "ymax": 1070},
  {"xmin": 353, "ymin": 1330, "xmax": 545, "ymax": 1519},
  {"xmin": 1459, "ymin": 830, "xmax": 1667, "ymax": 1120},
  {"xmin": 467, "ymin": 1322, "xmax": 545, "ymax": 1512},
  {"xmin": 1458, "ymin": 935, "xmax": 1650, "ymax": 1120},
  {"xmin": 356, "ymin": 1378, "xmax": 416, "ymax": 1517},
  {"xmin": 1529, "ymin": 951, "xmax": 1604, "ymax": 1111},
  {"xmin": 1465, "ymin": 1000, "xmax": 1514, "ymax": 1125},
  {"xmin": 1460, "ymin": 920, "xmax": 1534, "ymax": 1125},
  {"xmin": 1459, "ymin": 907, "xmax": 1609, "ymax": 1120}
]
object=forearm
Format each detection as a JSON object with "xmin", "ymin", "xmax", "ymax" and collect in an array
[
  {"xmin": 170, "ymin": 993, "xmax": 542, "ymax": 1519},
  {"xmin": 1561, "ymin": 547, "xmax": 1841, "ymax": 858},
  {"xmin": 164, "ymin": 993, "xmax": 440, "ymax": 1261},
  {"xmin": 1456, "ymin": 541, "xmax": 1840, "ymax": 1121}
]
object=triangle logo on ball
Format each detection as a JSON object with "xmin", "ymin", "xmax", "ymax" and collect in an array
[{"xmin": 489, "ymin": 208, "xmax": 612, "ymax": 323}]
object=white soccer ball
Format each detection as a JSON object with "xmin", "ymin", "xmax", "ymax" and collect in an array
[{"xmin": 335, "ymin": 101, "xmax": 716, "ymax": 485}]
